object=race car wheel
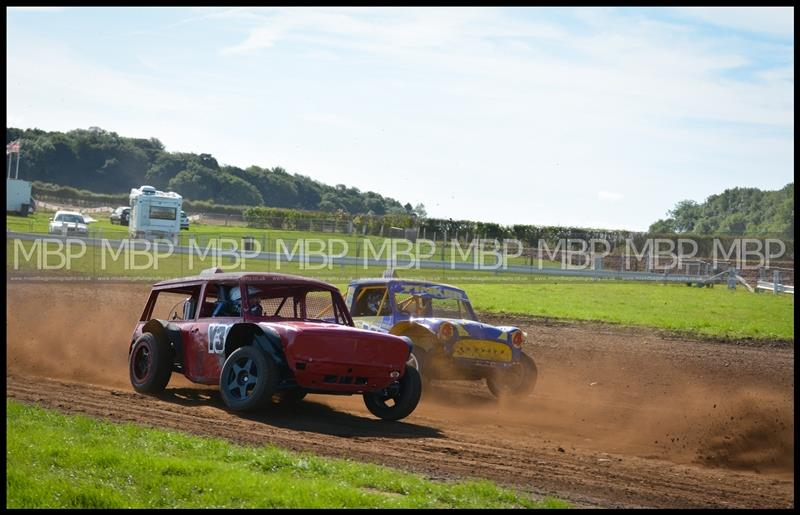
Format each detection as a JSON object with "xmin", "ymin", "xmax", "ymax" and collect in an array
[
  {"xmin": 406, "ymin": 347, "xmax": 431, "ymax": 389},
  {"xmin": 271, "ymin": 389, "xmax": 308, "ymax": 407},
  {"xmin": 220, "ymin": 345, "xmax": 279, "ymax": 412},
  {"xmin": 363, "ymin": 366, "xmax": 422, "ymax": 421},
  {"xmin": 129, "ymin": 332, "xmax": 172, "ymax": 394},
  {"xmin": 486, "ymin": 351, "xmax": 538, "ymax": 399}
]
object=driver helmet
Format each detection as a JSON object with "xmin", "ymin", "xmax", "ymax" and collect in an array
[
  {"xmin": 229, "ymin": 286, "xmax": 242, "ymax": 303},
  {"xmin": 418, "ymin": 294, "xmax": 433, "ymax": 317},
  {"xmin": 366, "ymin": 290, "xmax": 384, "ymax": 314}
]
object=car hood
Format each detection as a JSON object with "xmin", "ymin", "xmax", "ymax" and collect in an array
[
  {"xmin": 261, "ymin": 320, "xmax": 406, "ymax": 343},
  {"xmin": 407, "ymin": 317, "xmax": 521, "ymax": 343},
  {"xmin": 259, "ymin": 320, "xmax": 412, "ymax": 368}
]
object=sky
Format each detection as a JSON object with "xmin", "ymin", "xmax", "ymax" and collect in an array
[{"xmin": 6, "ymin": 7, "xmax": 794, "ymax": 231}]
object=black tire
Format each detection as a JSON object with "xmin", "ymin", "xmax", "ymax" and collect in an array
[
  {"xmin": 363, "ymin": 366, "xmax": 422, "ymax": 421},
  {"xmin": 129, "ymin": 332, "xmax": 172, "ymax": 394},
  {"xmin": 219, "ymin": 345, "xmax": 279, "ymax": 412},
  {"xmin": 406, "ymin": 347, "xmax": 431, "ymax": 389},
  {"xmin": 486, "ymin": 351, "xmax": 538, "ymax": 399},
  {"xmin": 271, "ymin": 389, "xmax": 307, "ymax": 407}
]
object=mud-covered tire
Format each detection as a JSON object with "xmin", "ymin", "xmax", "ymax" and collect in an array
[
  {"xmin": 363, "ymin": 366, "xmax": 422, "ymax": 421},
  {"xmin": 219, "ymin": 345, "xmax": 279, "ymax": 412},
  {"xmin": 271, "ymin": 389, "xmax": 307, "ymax": 407},
  {"xmin": 406, "ymin": 347, "xmax": 431, "ymax": 388},
  {"xmin": 129, "ymin": 332, "xmax": 172, "ymax": 394},
  {"xmin": 487, "ymin": 351, "xmax": 538, "ymax": 398}
]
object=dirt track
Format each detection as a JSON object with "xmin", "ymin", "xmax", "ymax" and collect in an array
[{"xmin": 6, "ymin": 280, "xmax": 795, "ymax": 508}]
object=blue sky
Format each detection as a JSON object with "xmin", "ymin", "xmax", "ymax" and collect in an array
[{"xmin": 6, "ymin": 7, "xmax": 794, "ymax": 230}]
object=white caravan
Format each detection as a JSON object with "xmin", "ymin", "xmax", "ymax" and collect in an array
[{"xmin": 129, "ymin": 185, "xmax": 183, "ymax": 241}]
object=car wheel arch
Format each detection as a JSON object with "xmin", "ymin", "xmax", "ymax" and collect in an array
[
  {"xmin": 136, "ymin": 319, "xmax": 182, "ymax": 365},
  {"xmin": 389, "ymin": 321, "xmax": 437, "ymax": 353},
  {"xmin": 223, "ymin": 323, "xmax": 287, "ymax": 369},
  {"xmin": 134, "ymin": 320, "xmax": 170, "ymax": 354}
]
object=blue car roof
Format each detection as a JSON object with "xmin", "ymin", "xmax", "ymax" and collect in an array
[{"xmin": 347, "ymin": 278, "xmax": 469, "ymax": 300}]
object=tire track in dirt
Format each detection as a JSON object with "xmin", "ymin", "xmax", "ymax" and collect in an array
[{"xmin": 7, "ymin": 376, "xmax": 792, "ymax": 508}]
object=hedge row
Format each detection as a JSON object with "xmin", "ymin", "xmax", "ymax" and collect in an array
[{"xmin": 32, "ymin": 182, "xmax": 247, "ymax": 215}]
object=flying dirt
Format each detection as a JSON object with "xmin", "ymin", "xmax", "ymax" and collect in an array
[{"xmin": 6, "ymin": 280, "xmax": 794, "ymax": 508}]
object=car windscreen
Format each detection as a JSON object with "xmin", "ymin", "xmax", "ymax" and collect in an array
[
  {"xmin": 244, "ymin": 285, "xmax": 349, "ymax": 325},
  {"xmin": 394, "ymin": 293, "xmax": 477, "ymax": 321},
  {"xmin": 55, "ymin": 214, "xmax": 84, "ymax": 223}
]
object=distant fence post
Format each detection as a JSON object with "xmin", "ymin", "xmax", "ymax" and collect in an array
[
  {"xmin": 264, "ymin": 233, "xmax": 270, "ymax": 272},
  {"xmin": 727, "ymin": 267, "xmax": 737, "ymax": 290},
  {"xmin": 773, "ymin": 270, "xmax": 782, "ymax": 294}
]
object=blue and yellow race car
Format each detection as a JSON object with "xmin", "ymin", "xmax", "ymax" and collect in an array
[{"xmin": 344, "ymin": 277, "xmax": 537, "ymax": 398}]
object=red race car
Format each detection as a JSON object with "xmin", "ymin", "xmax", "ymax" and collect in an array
[{"xmin": 128, "ymin": 268, "xmax": 421, "ymax": 421}]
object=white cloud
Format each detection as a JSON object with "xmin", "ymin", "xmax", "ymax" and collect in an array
[
  {"xmin": 6, "ymin": 7, "xmax": 793, "ymax": 231},
  {"xmin": 301, "ymin": 113, "xmax": 360, "ymax": 130},
  {"xmin": 220, "ymin": 25, "xmax": 284, "ymax": 54},
  {"xmin": 670, "ymin": 7, "xmax": 794, "ymax": 39},
  {"xmin": 598, "ymin": 191, "xmax": 624, "ymax": 202}
]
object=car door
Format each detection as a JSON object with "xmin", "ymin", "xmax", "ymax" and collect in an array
[
  {"xmin": 135, "ymin": 285, "xmax": 200, "ymax": 373},
  {"xmin": 183, "ymin": 282, "xmax": 242, "ymax": 384}
]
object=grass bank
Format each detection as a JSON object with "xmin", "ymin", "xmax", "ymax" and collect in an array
[
  {"xmin": 6, "ymin": 229, "xmax": 794, "ymax": 341},
  {"xmin": 6, "ymin": 400, "xmax": 568, "ymax": 509}
]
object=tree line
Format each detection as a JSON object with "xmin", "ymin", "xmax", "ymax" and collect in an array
[
  {"xmin": 6, "ymin": 126, "xmax": 423, "ymax": 216},
  {"xmin": 649, "ymin": 184, "xmax": 793, "ymax": 237},
  {"xmin": 8, "ymin": 126, "xmax": 792, "ymax": 242}
]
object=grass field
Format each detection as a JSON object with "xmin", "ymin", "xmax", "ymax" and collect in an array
[
  {"xmin": 7, "ymin": 213, "xmax": 551, "ymax": 266},
  {"xmin": 467, "ymin": 281, "xmax": 794, "ymax": 341},
  {"xmin": 6, "ymin": 400, "xmax": 567, "ymax": 509},
  {"xmin": 6, "ymin": 224, "xmax": 795, "ymax": 341}
]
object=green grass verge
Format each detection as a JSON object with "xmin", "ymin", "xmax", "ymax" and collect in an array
[
  {"xmin": 5, "ymin": 238, "xmax": 563, "ymax": 282},
  {"xmin": 6, "ymin": 400, "xmax": 568, "ymax": 509},
  {"xmin": 6, "ymin": 232, "xmax": 794, "ymax": 341},
  {"xmin": 6, "ymin": 213, "xmax": 555, "ymax": 266},
  {"xmin": 467, "ymin": 281, "xmax": 794, "ymax": 341}
]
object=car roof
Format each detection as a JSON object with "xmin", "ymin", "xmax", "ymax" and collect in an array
[
  {"xmin": 153, "ymin": 271, "xmax": 339, "ymax": 291},
  {"xmin": 54, "ymin": 210, "xmax": 83, "ymax": 216},
  {"xmin": 348, "ymin": 278, "xmax": 466, "ymax": 294}
]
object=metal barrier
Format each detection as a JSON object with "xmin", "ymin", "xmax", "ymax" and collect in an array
[{"xmin": 755, "ymin": 267, "xmax": 795, "ymax": 295}]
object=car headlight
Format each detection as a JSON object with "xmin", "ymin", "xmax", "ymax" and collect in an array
[
  {"xmin": 437, "ymin": 322, "xmax": 455, "ymax": 341},
  {"xmin": 511, "ymin": 330, "xmax": 525, "ymax": 348}
]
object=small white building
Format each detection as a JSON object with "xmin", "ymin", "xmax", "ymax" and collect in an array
[
  {"xmin": 129, "ymin": 185, "xmax": 183, "ymax": 240},
  {"xmin": 7, "ymin": 178, "xmax": 33, "ymax": 215}
]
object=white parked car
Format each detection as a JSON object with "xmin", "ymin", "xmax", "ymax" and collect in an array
[{"xmin": 49, "ymin": 210, "xmax": 89, "ymax": 235}]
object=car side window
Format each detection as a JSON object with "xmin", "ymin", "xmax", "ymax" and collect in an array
[
  {"xmin": 148, "ymin": 286, "xmax": 201, "ymax": 321},
  {"xmin": 200, "ymin": 283, "xmax": 241, "ymax": 318}
]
